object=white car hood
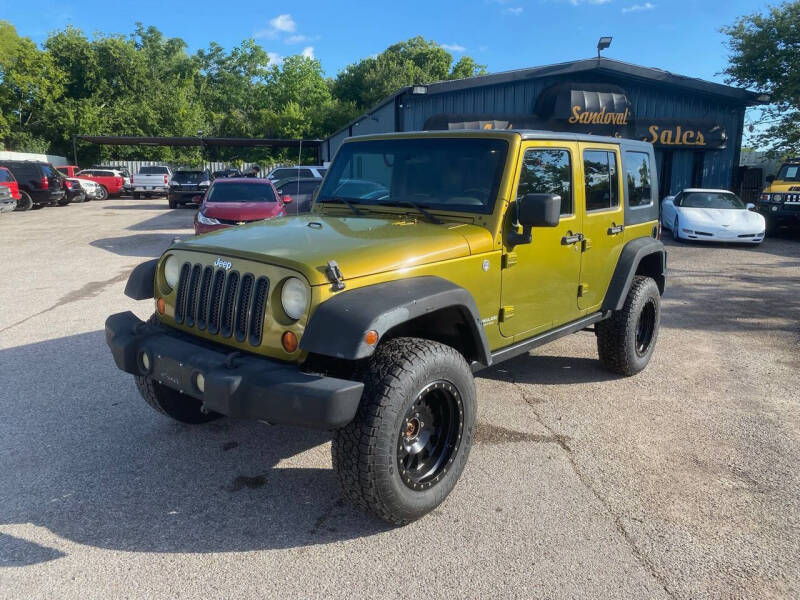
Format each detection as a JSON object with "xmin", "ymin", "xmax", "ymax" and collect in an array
[{"xmin": 678, "ymin": 207, "xmax": 763, "ymax": 229}]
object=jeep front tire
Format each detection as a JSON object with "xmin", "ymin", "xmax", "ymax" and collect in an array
[
  {"xmin": 133, "ymin": 314, "xmax": 222, "ymax": 424},
  {"xmin": 332, "ymin": 337, "xmax": 476, "ymax": 525},
  {"xmin": 596, "ymin": 275, "xmax": 661, "ymax": 376},
  {"xmin": 135, "ymin": 376, "xmax": 222, "ymax": 424}
]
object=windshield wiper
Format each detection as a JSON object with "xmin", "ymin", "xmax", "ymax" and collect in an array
[
  {"xmin": 318, "ymin": 196, "xmax": 363, "ymax": 216},
  {"xmin": 390, "ymin": 200, "xmax": 443, "ymax": 225}
]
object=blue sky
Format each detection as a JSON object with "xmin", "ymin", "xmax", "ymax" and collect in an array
[{"xmin": 0, "ymin": 0, "xmax": 766, "ymax": 87}]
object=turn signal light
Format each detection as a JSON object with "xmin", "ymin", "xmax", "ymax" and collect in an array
[
  {"xmin": 365, "ymin": 330, "xmax": 379, "ymax": 345},
  {"xmin": 157, "ymin": 298, "xmax": 166, "ymax": 314},
  {"xmin": 282, "ymin": 331, "xmax": 298, "ymax": 353}
]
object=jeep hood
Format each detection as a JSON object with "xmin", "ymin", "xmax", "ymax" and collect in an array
[{"xmin": 174, "ymin": 214, "xmax": 493, "ymax": 286}]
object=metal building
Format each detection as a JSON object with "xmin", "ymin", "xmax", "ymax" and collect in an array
[{"xmin": 322, "ymin": 57, "xmax": 764, "ymax": 199}]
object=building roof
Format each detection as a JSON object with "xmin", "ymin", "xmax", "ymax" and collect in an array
[
  {"xmin": 419, "ymin": 57, "xmax": 764, "ymax": 104},
  {"xmin": 327, "ymin": 57, "xmax": 765, "ymax": 142}
]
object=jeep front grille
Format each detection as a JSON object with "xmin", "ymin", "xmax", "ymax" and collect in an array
[{"xmin": 173, "ymin": 262, "xmax": 269, "ymax": 346}]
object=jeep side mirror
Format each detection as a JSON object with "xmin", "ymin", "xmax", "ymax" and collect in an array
[
  {"xmin": 746, "ymin": 202, "xmax": 755, "ymax": 210},
  {"xmin": 508, "ymin": 193, "xmax": 561, "ymax": 246},
  {"xmin": 766, "ymin": 175, "xmax": 775, "ymax": 184},
  {"xmin": 282, "ymin": 194, "xmax": 293, "ymax": 203}
]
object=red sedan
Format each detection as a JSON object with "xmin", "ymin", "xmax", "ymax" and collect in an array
[{"xmin": 193, "ymin": 178, "xmax": 289, "ymax": 235}]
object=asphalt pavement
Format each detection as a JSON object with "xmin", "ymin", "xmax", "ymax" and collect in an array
[{"xmin": 0, "ymin": 198, "xmax": 798, "ymax": 599}]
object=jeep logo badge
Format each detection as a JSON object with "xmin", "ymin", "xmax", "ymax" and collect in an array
[{"xmin": 214, "ymin": 258, "xmax": 232, "ymax": 271}]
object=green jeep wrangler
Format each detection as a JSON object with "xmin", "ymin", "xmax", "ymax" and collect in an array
[{"xmin": 106, "ymin": 130, "xmax": 666, "ymax": 524}]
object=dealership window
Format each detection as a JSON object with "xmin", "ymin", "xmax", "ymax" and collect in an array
[
  {"xmin": 517, "ymin": 148, "xmax": 573, "ymax": 215},
  {"xmin": 624, "ymin": 151, "xmax": 653, "ymax": 207},
  {"xmin": 583, "ymin": 150, "xmax": 619, "ymax": 211}
]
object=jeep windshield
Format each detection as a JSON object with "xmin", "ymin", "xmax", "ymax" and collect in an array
[
  {"xmin": 776, "ymin": 164, "xmax": 800, "ymax": 181},
  {"xmin": 318, "ymin": 137, "xmax": 508, "ymax": 215}
]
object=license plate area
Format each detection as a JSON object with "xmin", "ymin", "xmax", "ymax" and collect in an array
[{"xmin": 154, "ymin": 354, "xmax": 197, "ymax": 397}]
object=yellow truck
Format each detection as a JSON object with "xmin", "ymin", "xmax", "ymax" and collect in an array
[
  {"xmin": 758, "ymin": 159, "xmax": 800, "ymax": 231},
  {"xmin": 106, "ymin": 130, "xmax": 666, "ymax": 524}
]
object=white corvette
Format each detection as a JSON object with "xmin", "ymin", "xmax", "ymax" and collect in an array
[{"xmin": 661, "ymin": 188, "xmax": 766, "ymax": 245}]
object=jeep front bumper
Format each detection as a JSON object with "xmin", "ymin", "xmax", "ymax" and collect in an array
[{"xmin": 105, "ymin": 311, "xmax": 364, "ymax": 429}]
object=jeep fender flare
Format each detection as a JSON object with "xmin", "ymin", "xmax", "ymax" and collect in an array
[
  {"xmin": 602, "ymin": 237, "xmax": 666, "ymax": 312},
  {"xmin": 300, "ymin": 276, "xmax": 491, "ymax": 367},
  {"xmin": 124, "ymin": 259, "xmax": 158, "ymax": 300}
]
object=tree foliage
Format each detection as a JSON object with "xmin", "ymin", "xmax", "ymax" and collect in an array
[
  {"xmin": 333, "ymin": 36, "xmax": 486, "ymax": 109},
  {"xmin": 722, "ymin": 1, "xmax": 800, "ymax": 156},
  {"xmin": 0, "ymin": 22, "xmax": 485, "ymax": 163}
]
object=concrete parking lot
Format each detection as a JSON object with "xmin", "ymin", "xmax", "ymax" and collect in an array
[{"xmin": 1, "ymin": 199, "xmax": 798, "ymax": 599}]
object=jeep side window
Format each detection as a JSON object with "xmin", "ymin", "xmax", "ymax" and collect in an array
[
  {"xmin": 517, "ymin": 149, "xmax": 573, "ymax": 215},
  {"xmin": 625, "ymin": 151, "xmax": 653, "ymax": 207},
  {"xmin": 583, "ymin": 150, "xmax": 619, "ymax": 212}
]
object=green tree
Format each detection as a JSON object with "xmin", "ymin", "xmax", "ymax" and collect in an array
[
  {"xmin": 722, "ymin": 1, "xmax": 800, "ymax": 155},
  {"xmin": 333, "ymin": 36, "xmax": 486, "ymax": 109}
]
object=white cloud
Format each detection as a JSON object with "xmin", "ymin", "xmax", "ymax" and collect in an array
[
  {"xmin": 441, "ymin": 43, "xmax": 466, "ymax": 52},
  {"xmin": 255, "ymin": 13, "xmax": 297, "ymax": 38},
  {"xmin": 285, "ymin": 34, "xmax": 309, "ymax": 44},
  {"xmin": 301, "ymin": 46, "xmax": 314, "ymax": 59},
  {"xmin": 267, "ymin": 52, "xmax": 283, "ymax": 66},
  {"xmin": 622, "ymin": 2, "xmax": 656, "ymax": 12},
  {"xmin": 502, "ymin": 6, "xmax": 523, "ymax": 15},
  {"xmin": 269, "ymin": 14, "xmax": 296, "ymax": 33}
]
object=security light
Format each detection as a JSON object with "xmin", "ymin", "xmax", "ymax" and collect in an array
[
  {"xmin": 597, "ymin": 37, "xmax": 612, "ymax": 57},
  {"xmin": 412, "ymin": 85, "xmax": 428, "ymax": 95}
]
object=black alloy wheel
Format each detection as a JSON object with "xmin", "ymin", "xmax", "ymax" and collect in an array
[
  {"xmin": 635, "ymin": 298, "xmax": 657, "ymax": 357},
  {"xmin": 398, "ymin": 380, "xmax": 464, "ymax": 490}
]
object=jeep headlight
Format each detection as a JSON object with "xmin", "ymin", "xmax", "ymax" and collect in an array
[
  {"xmin": 164, "ymin": 255, "xmax": 181, "ymax": 290},
  {"xmin": 773, "ymin": 194, "xmax": 783, "ymax": 202},
  {"xmin": 281, "ymin": 277, "xmax": 308, "ymax": 320}
]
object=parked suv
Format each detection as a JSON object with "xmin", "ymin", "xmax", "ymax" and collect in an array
[
  {"xmin": 0, "ymin": 160, "xmax": 66, "ymax": 210},
  {"xmin": 74, "ymin": 168, "xmax": 125, "ymax": 199},
  {"xmin": 93, "ymin": 165, "xmax": 132, "ymax": 191},
  {"xmin": 168, "ymin": 169, "xmax": 212, "ymax": 208},
  {"xmin": 107, "ymin": 131, "xmax": 666, "ymax": 525},
  {"xmin": 759, "ymin": 159, "xmax": 800, "ymax": 231},
  {"xmin": 267, "ymin": 165, "xmax": 326, "ymax": 181}
]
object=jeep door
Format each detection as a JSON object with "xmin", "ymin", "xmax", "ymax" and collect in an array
[
  {"xmin": 577, "ymin": 143, "xmax": 626, "ymax": 311},
  {"xmin": 500, "ymin": 142, "xmax": 583, "ymax": 339}
]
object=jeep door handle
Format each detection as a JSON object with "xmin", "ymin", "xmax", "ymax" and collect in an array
[
  {"xmin": 607, "ymin": 224, "xmax": 625, "ymax": 235},
  {"xmin": 561, "ymin": 233, "xmax": 584, "ymax": 245}
]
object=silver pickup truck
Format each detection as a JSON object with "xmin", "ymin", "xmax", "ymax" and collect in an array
[{"xmin": 132, "ymin": 165, "xmax": 172, "ymax": 198}]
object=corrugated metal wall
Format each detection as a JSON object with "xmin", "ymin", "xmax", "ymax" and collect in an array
[{"xmin": 326, "ymin": 71, "xmax": 746, "ymax": 194}]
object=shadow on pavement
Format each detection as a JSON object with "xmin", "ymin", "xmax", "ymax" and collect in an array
[
  {"xmin": 480, "ymin": 351, "xmax": 620, "ymax": 385},
  {"xmin": 90, "ymin": 233, "xmax": 181, "ymax": 257},
  {"xmin": 0, "ymin": 331, "xmax": 389, "ymax": 562},
  {"xmin": 0, "ymin": 533, "xmax": 66, "ymax": 567},
  {"xmin": 102, "ymin": 203, "xmax": 167, "ymax": 211}
]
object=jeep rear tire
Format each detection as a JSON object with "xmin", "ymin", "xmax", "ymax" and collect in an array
[
  {"xmin": 596, "ymin": 275, "xmax": 660, "ymax": 376},
  {"xmin": 168, "ymin": 197, "xmax": 178, "ymax": 209},
  {"xmin": 332, "ymin": 337, "xmax": 476, "ymax": 525},
  {"xmin": 15, "ymin": 191, "xmax": 33, "ymax": 211},
  {"xmin": 133, "ymin": 315, "xmax": 223, "ymax": 424}
]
